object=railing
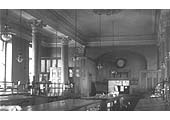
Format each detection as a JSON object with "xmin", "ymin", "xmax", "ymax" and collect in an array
[
  {"xmin": 30, "ymin": 82, "xmax": 64, "ymax": 96},
  {"xmin": 0, "ymin": 81, "xmax": 74, "ymax": 97},
  {"xmin": 151, "ymin": 80, "xmax": 170, "ymax": 100},
  {"xmin": 0, "ymin": 81, "xmax": 19, "ymax": 94},
  {"xmin": 29, "ymin": 82, "xmax": 74, "ymax": 97}
]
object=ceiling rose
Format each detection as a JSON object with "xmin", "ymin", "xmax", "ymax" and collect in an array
[{"xmin": 93, "ymin": 9, "xmax": 122, "ymax": 15}]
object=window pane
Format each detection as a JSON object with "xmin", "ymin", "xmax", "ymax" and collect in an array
[
  {"xmin": 41, "ymin": 60, "xmax": 45, "ymax": 72},
  {"xmin": 43, "ymin": 74, "xmax": 48, "ymax": 81},
  {"xmin": 39, "ymin": 74, "xmax": 42, "ymax": 81},
  {"xmin": 46, "ymin": 60, "xmax": 51, "ymax": 72},
  {"xmin": 58, "ymin": 59, "xmax": 61, "ymax": 67},
  {"xmin": 0, "ymin": 40, "xmax": 5, "ymax": 82},
  {"xmin": 52, "ymin": 59, "xmax": 56, "ymax": 67}
]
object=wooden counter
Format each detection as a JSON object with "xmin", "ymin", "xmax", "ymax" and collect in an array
[
  {"xmin": 0, "ymin": 95, "xmax": 34, "ymax": 107},
  {"xmin": 134, "ymin": 97, "xmax": 170, "ymax": 111},
  {"xmin": 22, "ymin": 99, "xmax": 102, "ymax": 111},
  {"xmin": 0, "ymin": 95, "xmax": 32, "ymax": 101}
]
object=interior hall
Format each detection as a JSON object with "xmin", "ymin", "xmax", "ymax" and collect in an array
[{"xmin": 0, "ymin": 9, "xmax": 169, "ymax": 111}]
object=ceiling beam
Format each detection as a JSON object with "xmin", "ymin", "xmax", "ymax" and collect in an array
[{"xmin": 23, "ymin": 9, "xmax": 87, "ymax": 45}]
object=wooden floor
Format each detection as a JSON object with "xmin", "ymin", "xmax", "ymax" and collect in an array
[{"xmin": 134, "ymin": 96, "xmax": 170, "ymax": 111}]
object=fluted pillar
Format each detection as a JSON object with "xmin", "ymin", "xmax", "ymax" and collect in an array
[
  {"xmin": 30, "ymin": 20, "xmax": 45, "ymax": 82},
  {"xmin": 74, "ymin": 45, "xmax": 86, "ymax": 96},
  {"xmin": 61, "ymin": 37, "xmax": 69, "ymax": 85}
]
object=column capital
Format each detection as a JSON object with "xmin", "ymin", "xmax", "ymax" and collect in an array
[
  {"xmin": 30, "ymin": 19, "xmax": 46, "ymax": 32},
  {"xmin": 61, "ymin": 37, "xmax": 70, "ymax": 45},
  {"xmin": 77, "ymin": 45, "xmax": 86, "ymax": 54}
]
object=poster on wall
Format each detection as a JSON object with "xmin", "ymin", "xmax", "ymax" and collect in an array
[{"xmin": 123, "ymin": 80, "xmax": 130, "ymax": 86}]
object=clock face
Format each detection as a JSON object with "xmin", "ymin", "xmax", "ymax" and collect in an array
[{"xmin": 116, "ymin": 58, "xmax": 126, "ymax": 68}]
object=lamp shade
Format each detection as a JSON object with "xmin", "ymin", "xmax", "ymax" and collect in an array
[{"xmin": 1, "ymin": 33, "xmax": 12, "ymax": 41}]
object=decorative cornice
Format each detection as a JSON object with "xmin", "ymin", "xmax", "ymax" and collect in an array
[
  {"xmin": 87, "ymin": 40, "xmax": 157, "ymax": 47},
  {"xmin": 41, "ymin": 40, "xmax": 84, "ymax": 48},
  {"xmin": 88, "ymin": 34, "xmax": 156, "ymax": 42},
  {"xmin": 41, "ymin": 39, "xmax": 157, "ymax": 47},
  {"xmin": 61, "ymin": 37, "xmax": 71, "ymax": 45},
  {"xmin": 76, "ymin": 45, "xmax": 86, "ymax": 54}
]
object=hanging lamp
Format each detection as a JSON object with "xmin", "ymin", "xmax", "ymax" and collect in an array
[
  {"xmin": 0, "ymin": 9, "xmax": 15, "ymax": 42},
  {"xmin": 16, "ymin": 10, "xmax": 24, "ymax": 63}
]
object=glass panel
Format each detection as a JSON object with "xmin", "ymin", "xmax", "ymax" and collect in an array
[
  {"xmin": 57, "ymin": 59, "xmax": 62, "ymax": 67},
  {"xmin": 49, "ymin": 67, "xmax": 57, "ymax": 82},
  {"xmin": 43, "ymin": 74, "xmax": 48, "ymax": 81},
  {"xmin": 41, "ymin": 59, "xmax": 45, "ymax": 72},
  {"xmin": 57, "ymin": 67, "xmax": 61, "ymax": 79},
  {"xmin": 39, "ymin": 74, "xmax": 42, "ymax": 81},
  {"xmin": 52, "ymin": 59, "xmax": 56, "ymax": 67},
  {"xmin": 46, "ymin": 59, "xmax": 51, "ymax": 72}
]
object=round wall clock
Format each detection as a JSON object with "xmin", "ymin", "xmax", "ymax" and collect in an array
[{"xmin": 116, "ymin": 58, "xmax": 126, "ymax": 68}]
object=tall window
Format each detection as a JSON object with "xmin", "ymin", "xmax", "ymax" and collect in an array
[
  {"xmin": 6, "ymin": 42, "xmax": 12, "ymax": 82},
  {"xmin": 0, "ymin": 39, "xmax": 12, "ymax": 86},
  {"xmin": 0, "ymin": 40, "xmax": 5, "ymax": 82}
]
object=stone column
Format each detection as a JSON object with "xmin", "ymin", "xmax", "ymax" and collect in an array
[
  {"xmin": 30, "ymin": 19, "xmax": 45, "ymax": 83},
  {"xmin": 74, "ymin": 45, "xmax": 86, "ymax": 96},
  {"xmin": 166, "ymin": 13, "xmax": 170, "ymax": 79},
  {"xmin": 61, "ymin": 37, "xmax": 69, "ymax": 85}
]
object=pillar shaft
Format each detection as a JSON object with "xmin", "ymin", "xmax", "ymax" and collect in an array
[
  {"xmin": 31, "ymin": 20, "xmax": 44, "ymax": 82},
  {"xmin": 73, "ymin": 46, "xmax": 86, "ymax": 96},
  {"xmin": 166, "ymin": 27, "xmax": 170, "ymax": 79},
  {"xmin": 61, "ymin": 38, "xmax": 69, "ymax": 84}
]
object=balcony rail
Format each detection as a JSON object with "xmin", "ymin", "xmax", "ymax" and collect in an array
[
  {"xmin": 0, "ymin": 81, "xmax": 74, "ymax": 97},
  {"xmin": 30, "ymin": 82, "xmax": 66, "ymax": 96},
  {"xmin": 0, "ymin": 81, "xmax": 19, "ymax": 94}
]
